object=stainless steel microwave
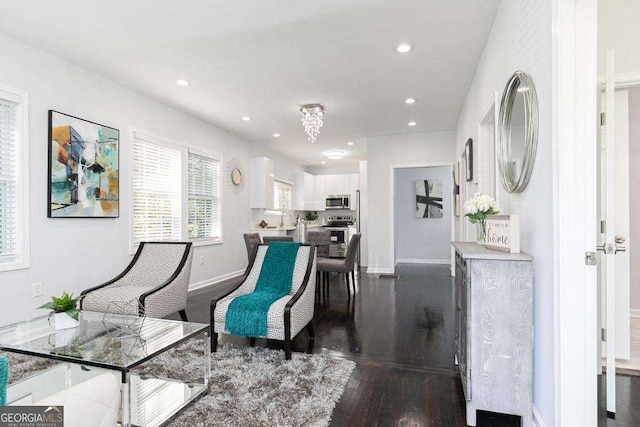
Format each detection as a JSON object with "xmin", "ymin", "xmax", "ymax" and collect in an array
[{"xmin": 325, "ymin": 195, "xmax": 350, "ymax": 210}]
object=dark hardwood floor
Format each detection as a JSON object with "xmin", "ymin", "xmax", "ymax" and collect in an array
[{"xmin": 169, "ymin": 263, "xmax": 640, "ymax": 426}]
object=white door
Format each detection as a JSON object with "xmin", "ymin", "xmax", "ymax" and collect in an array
[{"xmin": 599, "ymin": 49, "xmax": 631, "ymax": 417}]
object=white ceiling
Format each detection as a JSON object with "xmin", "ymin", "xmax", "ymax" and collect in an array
[{"xmin": 0, "ymin": 0, "xmax": 500, "ymax": 166}]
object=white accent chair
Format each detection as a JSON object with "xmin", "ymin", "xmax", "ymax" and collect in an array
[
  {"xmin": 81, "ymin": 242, "xmax": 193, "ymax": 320},
  {"xmin": 210, "ymin": 244, "xmax": 316, "ymax": 360}
]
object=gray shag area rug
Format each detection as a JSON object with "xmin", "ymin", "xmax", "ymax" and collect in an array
[{"xmin": 3, "ymin": 342, "xmax": 355, "ymax": 427}]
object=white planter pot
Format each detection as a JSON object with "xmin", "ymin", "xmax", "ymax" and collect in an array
[
  {"xmin": 51, "ymin": 328, "xmax": 77, "ymax": 348},
  {"xmin": 50, "ymin": 312, "xmax": 78, "ymax": 330}
]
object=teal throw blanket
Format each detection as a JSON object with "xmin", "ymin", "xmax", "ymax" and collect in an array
[
  {"xmin": 0, "ymin": 355, "xmax": 8, "ymax": 405},
  {"xmin": 225, "ymin": 242, "xmax": 301, "ymax": 337}
]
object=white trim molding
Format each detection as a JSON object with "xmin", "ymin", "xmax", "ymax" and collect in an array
[
  {"xmin": 395, "ymin": 258, "xmax": 451, "ymax": 265},
  {"xmin": 365, "ymin": 268, "xmax": 395, "ymax": 275},
  {"xmin": 188, "ymin": 269, "xmax": 245, "ymax": 292},
  {"xmin": 630, "ymin": 309, "xmax": 640, "ymax": 318},
  {"xmin": 533, "ymin": 405, "xmax": 548, "ymax": 427},
  {"xmin": 552, "ymin": 0, "xmax": 599, "ymax": 425},
  {"xmin": 0, "ymin": 83, "xmax": 29, "ymax": 272},
  {"xmin": 388, "ymin": 162, "xmax": 456, "ymax": 275}
]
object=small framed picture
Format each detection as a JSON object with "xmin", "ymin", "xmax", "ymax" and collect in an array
[{"xmin": 465, "ymin": 138, "xmax": 473, "ymax": 182}]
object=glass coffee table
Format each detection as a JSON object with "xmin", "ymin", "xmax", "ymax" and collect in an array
[{"xmin": 0, "ymin": 311, "xmax": 210, "ymax": 427}]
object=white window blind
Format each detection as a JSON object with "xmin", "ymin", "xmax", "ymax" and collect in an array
[
  {"xmin": 188, "ymin": 151, "xmax": 221, "ymax": 240},
  {"xmin": 0, "ymin": 98, "xmax": 18, "ymax": 259},
  {"xmin": 274, "ymin": 180, "xmax": 293, "ymax": 210},
  {"xmin": 132, "ymin": 135, "xmax": 182, "ymax": 248}
]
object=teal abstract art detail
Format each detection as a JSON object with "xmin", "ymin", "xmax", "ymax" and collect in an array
[{"xmin": 48, "ymin": 110, "xmax": 119, "ymax": 218}]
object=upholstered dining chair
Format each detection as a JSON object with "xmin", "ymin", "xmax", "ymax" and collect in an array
[
  {"xmin": 210, "ymin": 243, "xmax": 316, "ymax": 360},
  {"xmin": 306, "ymin": 230, "xmax": 331, "ymax": 258},
  {"xmin": 306, "ymin": 230, "xmax": 331, "ymax": 300},
  {"xmin": 317, "ymin": 233, "xmax": 361, "ymax": 297},
  {"xmin": 262, "ymin": 236, "xmax": 294, "ymax": 243},
  {"xmin": 80, "ymin": 242, "xmax": 193, "ymax": 321},
  {"xmin": 243, "ymin": 233, "xmax": 262, "ymax": 261}
]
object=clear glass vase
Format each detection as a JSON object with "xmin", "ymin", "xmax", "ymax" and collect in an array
[{"xmin": 476, "ymin": 221, "xmax": 486, "ymax": 244}]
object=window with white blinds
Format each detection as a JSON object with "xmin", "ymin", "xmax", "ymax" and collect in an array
[
  {"xmin": 274, "ymin": 180, "xmax": 293, "ymax": 210},
  {"xmin": 132, "ymin": 134, "xmax": 182, "ymax": 248},
  {"xmin": 188, "ymin": 151, "xmax": 221, "ymax": 241},
  {"xmin": 131, "ymin": 131, "xmax": 223, "ymax": 251},
  {"xmin": 0, "ymin": 87, "xmax": 28, "ymax": 272}
]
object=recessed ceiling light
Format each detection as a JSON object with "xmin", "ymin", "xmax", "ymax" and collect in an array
[
  {"xmin": 408, "ymin": 121, "xmax": 417, "ymax": 127},
  {"xmin": 176, "ymin": 79, "xmax": 189, "ymax": 87},
  {"xmin": 321, "ymin": 161, "xmax": 326, "ymax": 164},
  {"xmin": 396, "ymin": 44, "xmax": 412, "ymax": 54},
  {"xmin": 405, "ymin": 98, "xmax": 416, "ymax": 104},
  {"xmin": 242, "ymin": 116, "xmax": 251, "ymax": 121},
  {"xmin": 273, "ymin": 133, "xmax": 281, "ymax": 138},
  {"xmin": 347, "ymin": 141, "xmax": 354, "ymax": 146},
  {"xmin": 325, "ymin": 150, "xmax": 345, "ymax": 160}
]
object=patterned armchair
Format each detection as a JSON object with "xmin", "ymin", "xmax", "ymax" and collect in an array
[
  {"xmin": 210, "ymin": 244, "xmax": 316, "ymax": 359},
  {"xmin": 80, "ymin": 242, "xmax": 193, "ymax": 320}
]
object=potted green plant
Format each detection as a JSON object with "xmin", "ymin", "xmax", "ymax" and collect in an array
[{"xmin": 38, "ymin": 291, "xmax": 82, "ymax": 330}]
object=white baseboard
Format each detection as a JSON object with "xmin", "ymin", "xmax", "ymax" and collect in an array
[
  {"xmin": 188, "ymin": 269, "xmax": 245, "ymax": 292},
  {"xmin": 395, "ymin": 258, "xmax": 451, "ymax": 265},
  {"xmin": 366, "ymin": 268, "xmax": 395, "ymax": 274},
  {"xmin": 532, "ymin": 405, "xmax": 547, "ymax": 427},
  {"xmin": 631, "ymin": 309, "xmax": 640, "ymax": 318}
]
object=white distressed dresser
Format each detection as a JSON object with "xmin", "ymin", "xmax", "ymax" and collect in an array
[{"xmin": 451, "ymin": 242, "xmax": 533, "ymax": 426}]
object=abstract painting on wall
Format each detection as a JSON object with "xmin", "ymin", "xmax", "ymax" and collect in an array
[
  {"xmin": 415, "ymin": 179, "xmax": 443, "ymax": 218},
  {"xmin": 48, "ymin": 110, "xmax": 119, "ymax": 218}
]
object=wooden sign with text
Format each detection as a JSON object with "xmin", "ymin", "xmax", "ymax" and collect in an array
[{"xmin": 485, "ymin": 215, "xmax": 520, "ymax": 253}]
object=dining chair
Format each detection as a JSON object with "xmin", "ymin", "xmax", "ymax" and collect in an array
[
  {"xmin": 262, "ymin": 236, "xmax": 294, "ymax": 243},
  {"xmin": 317, "ymin": 233, "xmax": 361, "ymax": 297}
]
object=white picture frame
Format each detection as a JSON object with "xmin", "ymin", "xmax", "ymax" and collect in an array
[{"xmin": 485, "ymin": 214, "xmax": 520, "ymax": 253}]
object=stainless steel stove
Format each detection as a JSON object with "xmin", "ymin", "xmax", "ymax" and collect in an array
[{"xmin": 322, "ymin": 216, "xmax": 355, "ymax": 258}]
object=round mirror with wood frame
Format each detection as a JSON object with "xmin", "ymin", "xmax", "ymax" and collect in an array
[{"xmin": 497, "ymin": 71, "xmax": 539, "ymax": 193}]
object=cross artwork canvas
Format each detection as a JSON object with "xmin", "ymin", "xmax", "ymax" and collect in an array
[
  {"xmin": 48, "ymin": 111, "xmax": 119, "ymax": 218},
  {"xmin": 415, "ymin": 179, "xmax": 443, "ymax": 218}
]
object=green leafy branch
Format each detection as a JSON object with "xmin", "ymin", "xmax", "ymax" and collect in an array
[{"xmin": 38, "ymin": 291, "xmax": 82, "ymax": 320}]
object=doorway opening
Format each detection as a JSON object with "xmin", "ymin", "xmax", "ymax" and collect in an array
[
  {"xmin": 599, "ymin": 83, "xmax": 640, "ymax": 375},
  {"xmin": 392, "ymin": 165, "xmax": 453, "ymax": 269}
]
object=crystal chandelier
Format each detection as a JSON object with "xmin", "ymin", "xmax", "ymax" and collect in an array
[{"xmin": 300, "ymin": 104, "xmax": 324, "ymax": 143}]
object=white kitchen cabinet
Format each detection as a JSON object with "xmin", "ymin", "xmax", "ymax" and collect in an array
[
  {"xmin": 325, "ymin": 175, "xmax": 338, "ymax": 196},
  {"xmin": 292, "ymin": 171, "xmax": 316, "ymax": 211},
  {"xmin": 313, "ymin": 175, "xmax": 326, "ymax": 211},
  {"xmin": 250, "ymin": 157, "xmax": 275, "ymax": 208},
  {"xmin": 324, "ymin": 174, "xmax": 354, "ymax": 197}
]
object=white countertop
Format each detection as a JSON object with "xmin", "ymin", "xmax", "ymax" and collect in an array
[{"xmin": 251, "ymin": 226, "xmax": 297, "ymax": 231}]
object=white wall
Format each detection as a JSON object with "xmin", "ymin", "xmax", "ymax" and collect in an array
[
  {"xmin": 453, "ymin": 0, "xmax": 554, "ymax": 424},
  {"xmin": 629, "ymin": 87, "xmax": 640, "ymax": 312},
  {"xmin": 598, "ymin": 0, "xmax": 640, "ymax": 76},
  {"xmin": 394, "ymin": 167, "xmax": 451, "ymax": 264},
  {"xmin": 0, "ymin": 33, "xmax": 300, "ymax": 325},
  {"xmin": 359, "ymin": 160, "xmax": 368, "ymax": 267},
  {"xmin": 366, "ymin": 131, "xmax": 455, "ymax": 273}
]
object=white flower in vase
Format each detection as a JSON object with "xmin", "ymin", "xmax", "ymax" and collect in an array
[{"xmin": 464, "ymin": 193, "xmax": 500, "ymax": 244}]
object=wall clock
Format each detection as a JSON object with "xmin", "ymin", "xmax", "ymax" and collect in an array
[{"xmin": 225, "ymin": 157, "xmax": 246, "ymax": 194}]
